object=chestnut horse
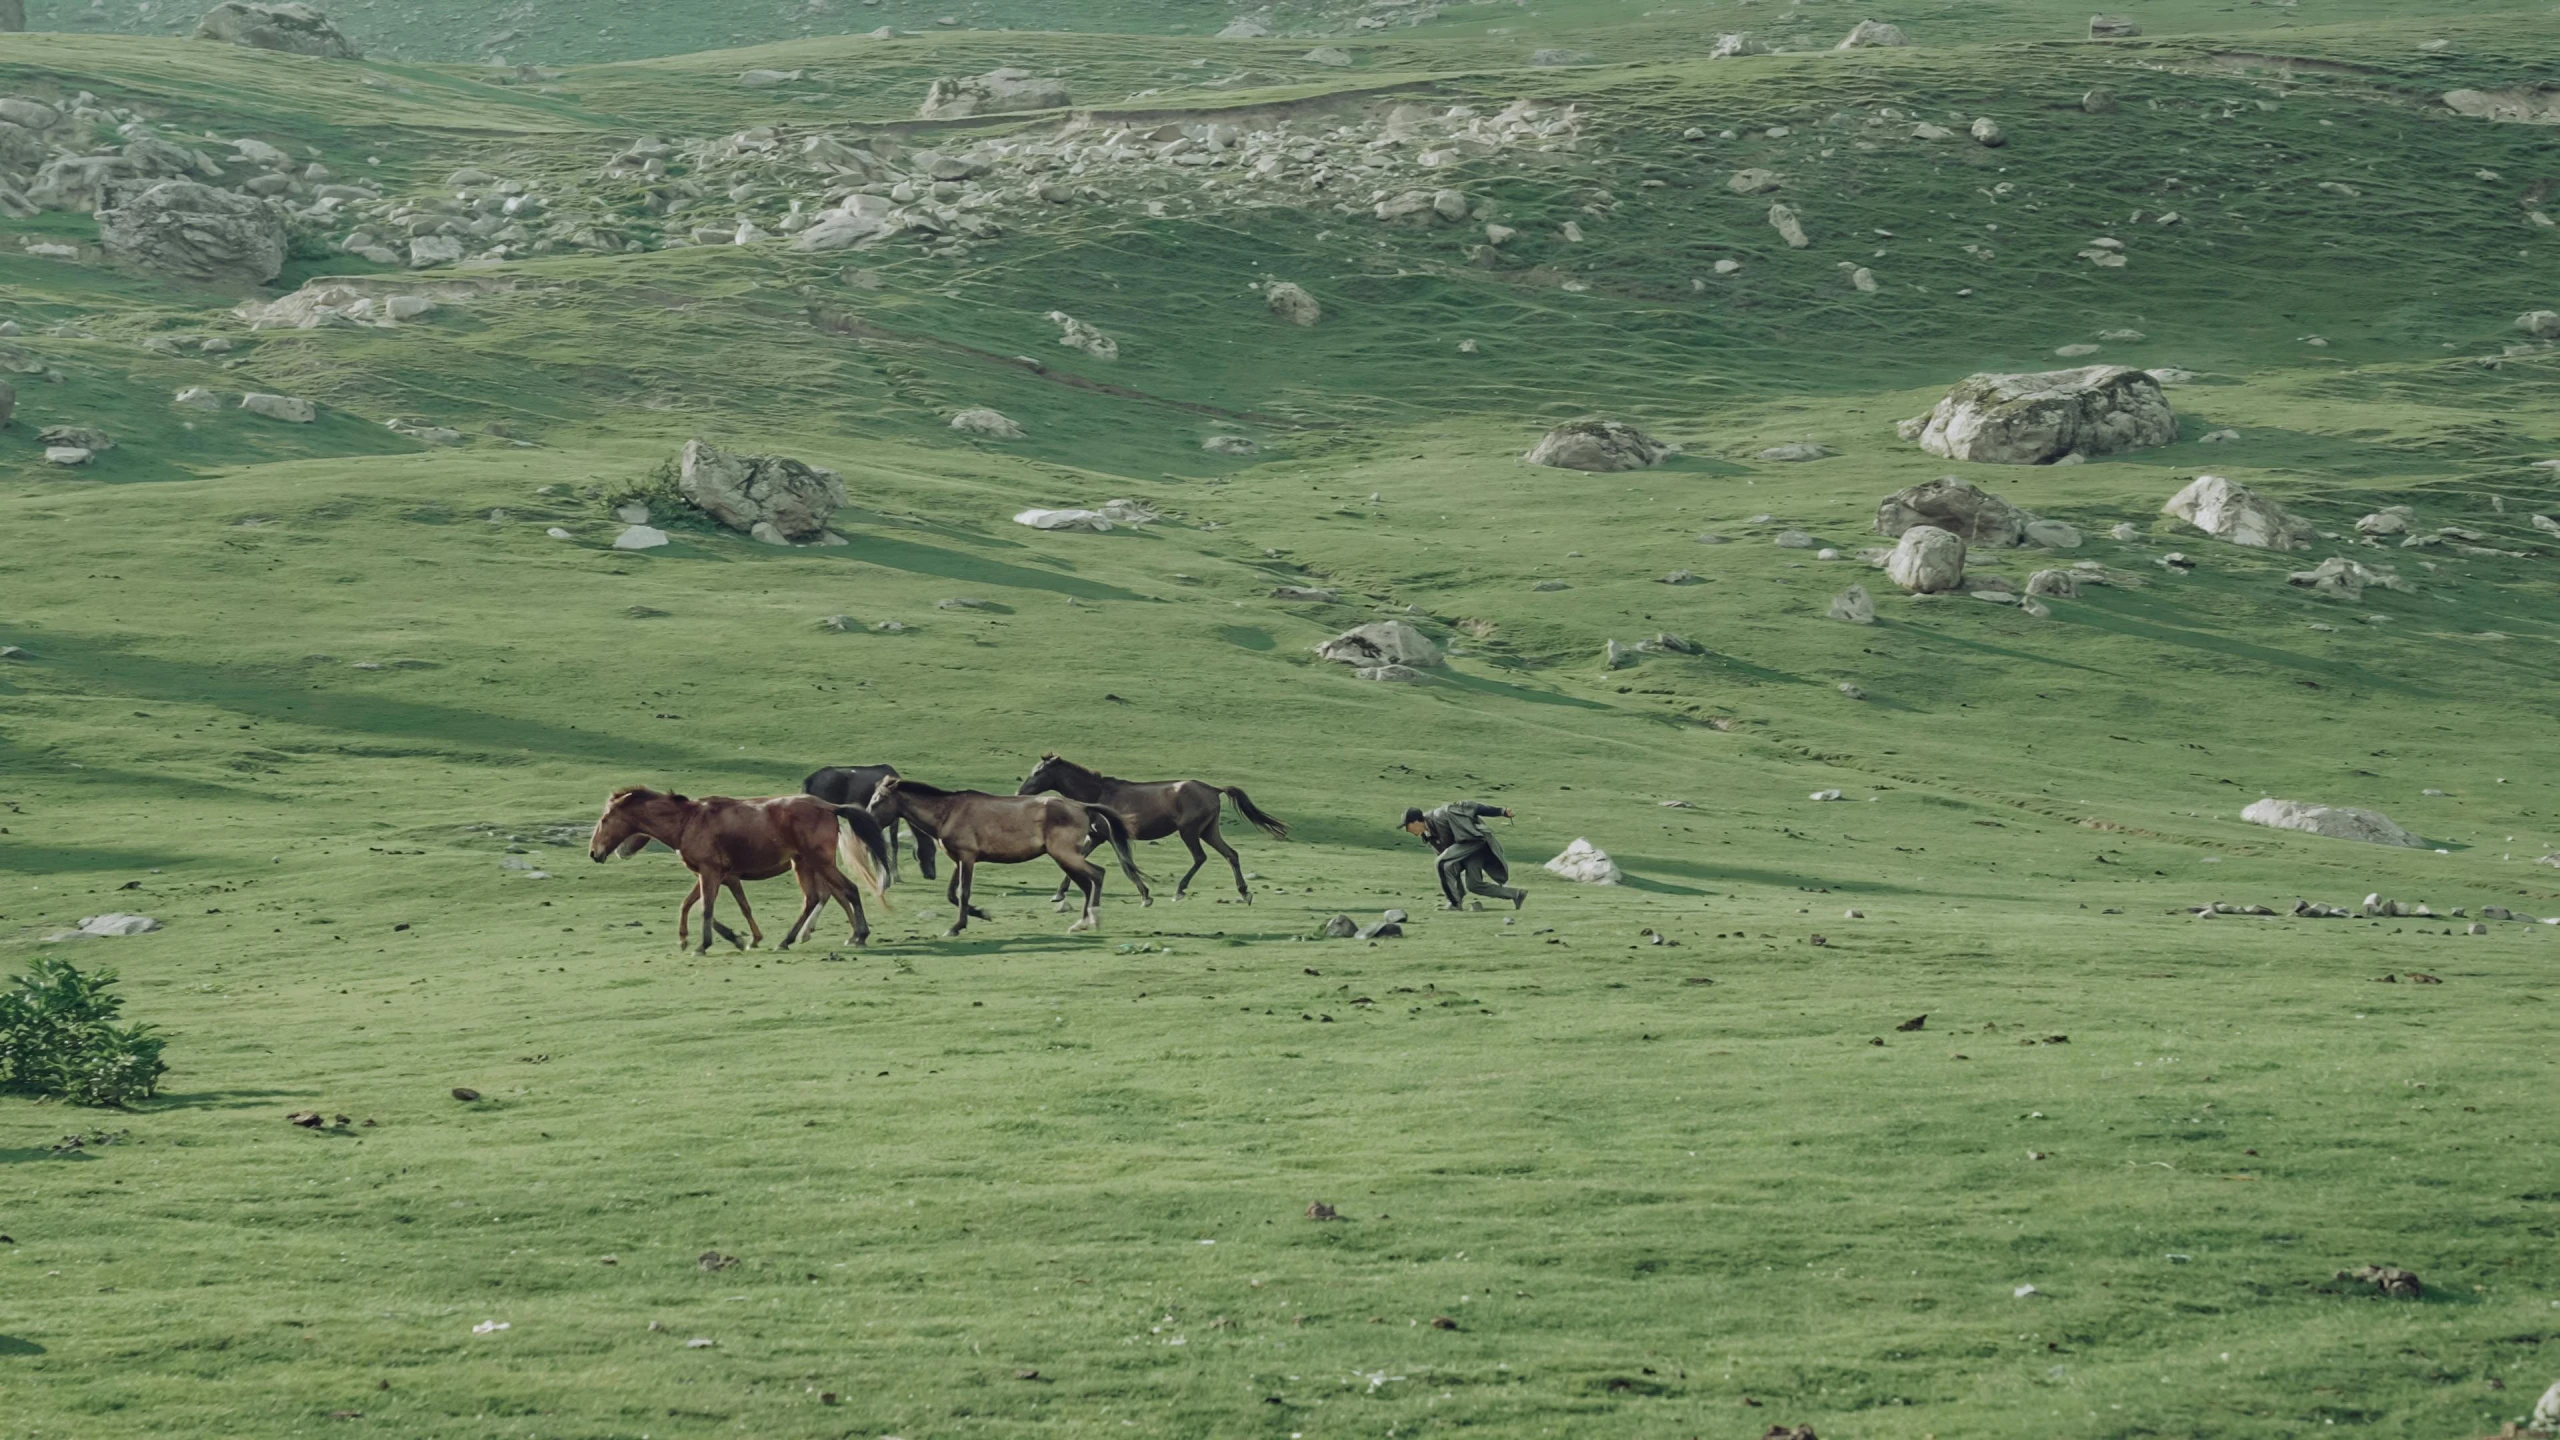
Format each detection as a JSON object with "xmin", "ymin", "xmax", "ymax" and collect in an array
[
  {"xmin": 866, "ymin": 776, "xmax": 1148, "ymax": 936},
  {"xmin": 589, "ymin": 788, "xmax": 892, "ymax": 953},
  {"xmin": 1017, "ymin": 752, "xmax": 1287, "ymax": 904}
]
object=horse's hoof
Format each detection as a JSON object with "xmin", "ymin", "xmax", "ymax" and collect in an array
[{"xmin": 1067, "ymin": 918, "xmax": 1095, "ymax": 933}]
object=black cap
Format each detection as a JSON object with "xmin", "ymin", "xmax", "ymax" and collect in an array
[{"xmin": 1401, "ymin": 807, "xmax": 1426, "ymax": 826}]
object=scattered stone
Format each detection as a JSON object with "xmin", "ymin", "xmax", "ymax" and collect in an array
[
  {"xmin": 1773, "ymin": 529, "xmax": 1816, "ymax": 549},
  {"xmin": 1202, "ymin": 434, "xmax": 1258, "ymax": 456},
  {"xmin": 2090, "ymin": 14, "xmax": 2140, "ymax": 37},
  {"xmin": 193, "ymin": 2, "xmax": 361, "ymax": 58},
  {"xmin": 2286, "ymin": 556, "xmax": 2398, "ymax": 602},
  {"xmin": 2024, "ymin": 519, "xmax": 2082, "ymax": 549},
  {"xmin": 678, "ymin": 439, "xmax": 846, "ymax": 541},
  {"xmin": 1012, "ymin": 499, "xmax": 1155, "ymax": 532},
  {"xmin": 949, "ymin": 408, "xmax": 1023, "ymax": 439},
  {"xmin": 611, "ymin": 525, "xmax": 669, "ymax": 550},
  {"xmin": 1544, "ymin": 838, "xmax": 1622, "ymax": 884},
  {"xmin": 1709, "ymin": 33, "xmax": 1766, "ymax": 57},
  {"xmin": 2354, "ymin": 505, "xmax": 2413, "ymax": 537},
  {"xmin": 738, "ymin": 67, "xmax": 804, "ymax": 88},
  {"xmin": 1970, "ymin": 117, "xmax": 2006, "ymax": 147},
  {"xmin": 174, "ymin": 386, "xmax": 221, "ymax": 410},
  {"xmin": 1270, "ymin": 585, "xmax": 1338, "ymax": 604},
  {"xmin": 1047, "ymin": 310, "xmax": 1118, "ymax": 361},
  {"xmin": 2516, "ymin": 311, "xmax": 2560, "ymax": 340},
  {"xmin": 96, "ymin": 179, "xmax": 287, "ymax": 285},
  {"xmin": 1849, "ymin": 267, "xmax": 1879, "ymax": 293},
  {"xmin": 1827, "ymin": 585, "xmax": 1876, "ymax": 624},
  {"xmin": 1636, "ymin": 632, "xmax": 1701, "ymax": 654},
  {"xmin": 1321, "ymin": 914, "xmax": 1359, "ymax": 938},
  {"xmin": 2159, "ymin": 551, "xmax": 2195, "ymax": 570},
  {"xmin": 919, "ymin": 67, "xmax": 1069, "ymax": 119},
  {"xmin": 1885, "ymin": 525, "xmax": 1966, "ymax": 593},
  {"xmin": 1728, "ymin": 168, "xmax": 1781, "ymax": 196},
  {"xmin": 42, "ymin": 445, "xmax": 92, "ymax": 466},
  {"xmin": 1768, "ymin": 202, "xmax": 1810, "ymax": 249},
  {"xmin": 1265, "ymin": 281, "xmax": 1321, "ymax": 327},
  {"xmin": 1759, "ymin": 443, "xmax": 1829, "ymax": 462},
  {"xmin": 1355, "ymin": 920, "xmax": 1404, "ymax": 940},
  {"xmin": 2163, "ymin": 475, "xmax": 2313, "ymax": 550},
  {"xmin": 2535, "ymin": 1382, "xmax": 2560, "ymax": 1433},
  {"xmin": 2242, "ymin": 798, "xmax": 2424, "ymax": 848},
  {"xmin": 1302, "ymin": 47, "xmax": 1354, "ymax": 66},
  {"xmin": 1603, "ymin": 639, "xmax": 1635, "ymax": 670},
  {"xmin": 1529, "ymin": 48, "xmax": 1595, "ymax": 66},
  {"xmin": 1837, "ymin": 682, "xmax": 1867, "ymax": 700},
  {"xmin": 77, "ymin": 913, "xmax": 161, "ymax": 936},
  {"xmin": 2332, "ymin": 1264, "xmax": 2422, "ymax": 1298},
  {"xmin": 1659, "ymin": 569, "xmax": 1697, "ymax": 585},
  {"xmin": 239, "ymin": 392, "xmax": 315, "ymax": 422},
  {"xmin": 1837, "ymin": 20, "xmax": 1910, "ymax": 48},
  {"xmin": 1874, "ymin": 475, "xmax": 2033, "ymax": 546},
  {"xmin": 1523, "ymin": 419, "xmax": 1674, "ymax": 472},
  {"xmin": 1316, "ymin": 620, "xmax": 1442, "ymax": 668},
  {"xmin": 1913, "ymin": 366, "xmax": 2177, "ymax": 464},
  {"xmin": 2108, "ymin": 521, "xmax": 2140, "ymax": 542}
]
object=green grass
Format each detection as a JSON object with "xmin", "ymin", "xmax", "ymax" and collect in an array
[{"xmin": 4, "ymin": 3, "xmax": 2560, "ymax": 1436}]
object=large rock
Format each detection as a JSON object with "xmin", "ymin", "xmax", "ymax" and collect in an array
[
  {"xmin": 949, "ymin": 407, "xmax": 1022, "ymax": 439},
  {"xmin": 1265, "ymin": 281, "xmax": 1321, "ymax": 326},
  {"xmin": 790, "ymin": 196, "xmax": 895, "ymax": 252},
  {"xmin": 193, "ymin": 2, "xmax": 361, "ymax": 58},
  {"xmin": 2521, "ymin": 310, "xmax": 2560, "ymax": 340},
  {"xmin": 918, "ymin": 68, "xmax": 1070, "ymax": 119},
  {"xmin": 95, "ymin": 180, "xmax": 286, "ymax": 285},
  {"xmin": 1836, "ymin": 19, "xmax": 1910, "ymax": 47},
  {"xmin": 1544, "ymin": 838, "xmax": 1621, "ymax": 884},
  {"xmin": 1827, "ymin": 584, "xmax": 1875, "ymax": 624},
  {"xmin": 1915, "ymin": 366, "xmax": 2176, "ymax": 464},
  {"xmin": 239, "ymin": 392, "xmax": 315, "ymax": 422},
  {"xmin": 77, "ymin": 913, "xmax": 162, "ymax": 936},
  {"xmin": 1885, "ymin": 525, "xmax": 1966, "ymax": 593},
  {"xmin": 2286, "ymin": 556, "xmax": 2392, "ymax": 602},
  {"xmin": 2163, "ymin": 475, "xmax": 2313, "ymax": 550},
  {"xmin": 2442, "ymin": 88, "xmax": 2560, "ymax": 125},
  {"xmin": 2241, "ymin": 798, "xmax": 2425, "ymax": 849},
  {"xmin": 1314, "ymin": 620, "xmax": 1442, "ymax": 668},
  {"xmin": 1523, "ymin": 419, "xmax": 1674, "ymax": 472},
  {"xmin": 1874, "ymin": 475, "xmax": 2032, "ymax": 546},
  {"xmin": 677, "ymin": 439, "xmax": 847, "ymax": 542}
]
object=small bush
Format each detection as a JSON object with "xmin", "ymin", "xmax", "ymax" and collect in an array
[
  {"xmin": 601, "ymin": 455, "xmax": 688, "ymax": 517},
  {"xmin": 0, "ymin": 958, "xmax": 169, "ymax": 1108}
]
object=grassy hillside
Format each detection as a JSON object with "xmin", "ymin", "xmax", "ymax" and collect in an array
[{"xmin": 3, "ymin": 3, "xmax": 2559, "ymax": 1437}]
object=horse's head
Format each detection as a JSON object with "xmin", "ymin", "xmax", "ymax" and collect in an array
[
  {"xmin": 866, "ymin": 774, "xmax": 904, "ymax": 816},
  {"xmin": 591, "ymin": 786, "xmax": 676, "ymax": 862},
  {"xmin": 1017, "ymin": 753, "xmax": 1065, "ymax": 796}
]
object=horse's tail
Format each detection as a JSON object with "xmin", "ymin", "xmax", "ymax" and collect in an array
[
  {"xmin": 1088, "ymin": 805, "xmax": 1151, "ymax": 901},
  {"xmin": 1221, "ymin": 786, "xmax": 1289, "ymax": 840},
  {"xmin": 833, "ymin": 806, "xmax": 894, "ymax": 908}
]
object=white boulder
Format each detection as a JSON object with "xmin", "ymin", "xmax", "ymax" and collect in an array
[
  {"xmin": 919, "ymin": 67, "xmax": 1069, "ymax": 119},
  {"xmin": 949, "ymin": 407, "xmax": 1023, "ymax": 438},
  {"xmin": 1915, "ymin": 366, "xmax": 2177, "ymax": 464},
  {"xmin": 1544, "ymin": 838, "xmax": 1622, "ymax": 885},
  {"xmin": 1265, "ymin": 281, "xmax": 1321, "ymax": 326},
  {"xmin": 2163, "ymin": 475, "xmax": 2313, "ymax": 550},
  {"xmin": 1315, "ymin": 620, "xmax": 1442, "ymax": 668},
  {"xmin": 1047, "ymin": 310, "xmax": 1118, "ymax": 361},
  {"xmin": 239, "ymin": 392, "xmax": 315, "ymax": 422},
  {"xmin": 611, "ymin": 525, "xmax": 669, "ymax": 550},
  {"xmin": 192, "ymin": 2, "xmax": 360, "ymax": 57},
  {"xmin": 2023, "ymin": 519, "xmax": 2082, "ymax": 548},
  {"xmin": 1523, "ymin": 419, "xmax": 1675, "ymax": 472},
  {"xmin": 1837, "ymin": 19, "xmax": 1910, "ymax": 47},
  {"xmin": 78, "ymin": 913, "xmax": 162, "ymax": 936},
  {"xmin": 1827, "ymin": 585, "xmax": 1875, "ymax": 623},
  {"xmin": 1885, "ymin": 525, "xmax": 1966, "ymax": 593},
  {"xmin": 2520, "ymin": 310, "xmax": 2560, "ymax": 340},
  {"xmin": 2241, "ymin": 798, "xmax": 2425, "ymax": 848}
]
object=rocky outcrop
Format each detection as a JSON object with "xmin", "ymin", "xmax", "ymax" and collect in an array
[
  {"xmin": 1914, "ymin": 365, "xmax": 2177, "ymax": 464},
  {"xmin": 2162, "ymin": 475, "xmax": 2313, "ymax": 550},
  {"xmin": 2441, "ymin": 88, "xmax": 2560, "ymax": 125},
  {"xmin": 1523, "ymin": 419, "xmax": 1674, "ymax": 472},
  {"xmin": 919, "ymin": 68, "xmax": 1070, "ymax": 119},
  {"xmin": 1265, "ymin": 281, "xmax": 1321, "ymax": 327},
  {"xmin": 1874, "ymin": 475, "xmax": 2032, "ymax": 546},
  {"xmin": 1314, "ymin": 620, "xmax": 1442, "ymax": 669},
  {"xmin": 1885, "ymin": 525, "xmax": 1966, "ymax": 593},
  {"xmin": 95, "ymin": 180, "xmax": 286, "ymax": 284},
  {"xmin": 2242, "ymin": 798, "xmax": 2425, "ymax": 848},
  {"xmin": 193, "ymin": 2, "xmax": 360, "ymax": 58},
  {"xmin": 677, "ymin": 439, "xmax": 847, "ymax": 542}
]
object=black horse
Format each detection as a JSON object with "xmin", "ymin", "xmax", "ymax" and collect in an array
[
  {"xmin": 803, "ymin": 765, "xmax": 938, "ymax": 880},
  {"xmin": 1017, "ymin": 753, "xmax": 1287, "ymax": 904}
]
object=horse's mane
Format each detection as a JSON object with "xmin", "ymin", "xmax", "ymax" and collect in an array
[
  {"xmin": 1036, "ymin": 753, "xmax": 1107, "ymax": 781},
  {"xmin": 882, "ymin": 777, "xmax": 963, "ymax": 798}
]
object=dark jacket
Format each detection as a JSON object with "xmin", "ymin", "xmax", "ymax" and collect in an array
[{"xmin": 1421, "ymin": 801, "xmax": 1509, "ymax": 881}]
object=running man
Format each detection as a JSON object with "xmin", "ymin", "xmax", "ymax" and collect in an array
[{"xmin": 1401, "ymin": 800, "xmax": 1525, "ymax": 910}]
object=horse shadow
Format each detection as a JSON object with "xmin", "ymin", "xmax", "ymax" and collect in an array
[{"xmin": 0, "ymin": 1335, "xmax": 46, "ymax": 1356}]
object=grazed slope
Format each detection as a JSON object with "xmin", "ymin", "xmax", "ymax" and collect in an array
[{"xmin": 2, "ymin": 6, "xmax": 2558, "ymax": 1438}]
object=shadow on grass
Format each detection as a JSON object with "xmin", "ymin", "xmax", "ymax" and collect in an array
[
  {"xmin": 1613, "ymin": 871, "xmax": 1708, "ymax": 896},
  {"xmin": 0, "ymin": 1335, "xmax": 46, "ymax": 1356},
  {"xmin": 0, "ymin": 1147, "xmax": 94, "ymax": 1164},
  {"xmin": 153, "ymin": 1087, "xmax": 301, "ymax": 1112},
  {"xmin": 1437, "ymin": 670, "xmax": 1612, "ymax": 711},
  {"xmin": 1620, "ymin": 851, "xmax": 1924, "ymax": 896},
  {"xmin": 0, "ymin": 838, "xmax": 195, "ymax": 875}
]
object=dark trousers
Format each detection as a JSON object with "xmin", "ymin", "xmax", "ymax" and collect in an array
[{"xmin": 1437, "ymin": 840, "xmax": 1522, "ymax": 906}]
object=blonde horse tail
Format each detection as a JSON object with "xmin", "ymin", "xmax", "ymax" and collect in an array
[{"xmin": 834, "ymin": 809, "xmax": 894, "ymax": 909}]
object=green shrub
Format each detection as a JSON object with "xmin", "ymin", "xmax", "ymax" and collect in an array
[{"xmin": 0, "ymin": 958, "xmax": 170, "ymax": 1108}]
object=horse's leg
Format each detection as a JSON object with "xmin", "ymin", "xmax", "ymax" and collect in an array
[
  {"xmin": 1203, "ymin": 816, "xmax": 1250, "ymax": 903},
  {"xmin": 947, "ymin": 860, "xmax": 976, "ymax": 937},
  {"xmin": 678, "ymin": 877, "xmax": 700, "ymax": 949},
  {"xmin": 1174, "ymin": 830, "xmax": 1210, "ymax": 901},
  {"xmin": 1059, "ymin": 836, "xmax": 1105, "ymax": 932},
  {"xmin": 779, "ymin": 865, "xmax": 825, "ymax": 950},
  {"xmin": 1053, "ymin": 832, "xmax": 1099, "ymax": 912},
  {"xmin": 946, "ymin": 863, "xmax": 993, "ymax": 922},
  {"xmin": 694, "ymin": 869, "xmax": 727, "ymax": 955},
  {"xmin": 727, "ymin": 879, "xmax": 761, "ymax": 949}
]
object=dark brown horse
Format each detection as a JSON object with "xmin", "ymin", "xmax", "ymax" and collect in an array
[
  {"xmin": 589, "ymin": 788, "xmax": 892, "ymax": 953},
  {"xmin": 1017, "ymin": 753, "xmax": 1287, "ymax": 904},
  {"xmin": 801, "ymin": 764, "xmax": 938, "ymax": 881},
  {"xmin": 866, "ymin": 776, "xmax": 1149, "ymax": 936}
]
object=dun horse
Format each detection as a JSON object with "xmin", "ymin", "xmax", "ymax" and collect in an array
[
  {"xmin": 866, "ymin": 776, "xmax": 1149, "ymax": 935},
  {"xmin": 1017, "ymin": 753, "xmax": 1288, "ymax": 904},
  {"xmin": 802, "ymin": 763, "xmax": 937, "ymax": 880},
  {"xmin": 590, "ymin": 788, "xmax": 893, "ymax": 953}
]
